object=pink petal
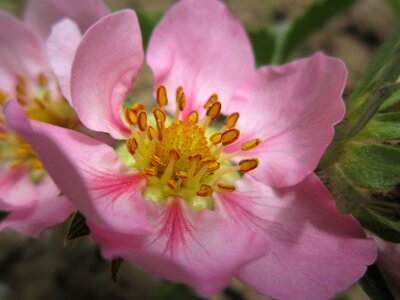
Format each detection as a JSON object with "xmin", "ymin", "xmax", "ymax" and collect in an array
[
  {"xmin": 374, "ymin": 236, "xmax": 400, "ymax": 291},
  {"xmin": 0, "ymin": 11, "xmax": 48, "ymax": 95},
  {"xmin": 0, "ymin": 166, "xmax": 36, "ymax": 210},
  {"xmin": 71, "ymin": 10, "xmax": 144, "ymax": 139},
  {"xmin": 226, "ymin": 53, "xmax": 346, "ymax": 187},
  {"xmin": 216, "ymin": 175, "xmax": 376, "ymax": 299},
  {"xmin": 0, "ymin": 176, "xmax": 75, "ymax": 237},
  {"xmin": 4, "ymin": 100, "xmax": 150, "ymax": 234},
  {"xmin": 24, "ymin": 0, "xmax": 109, "ymax": 39},
  {"xmin": 47, "ymin": 19, "xmax": 82, "ymax": 103},
  {"xmin": 147, "ymin": 0, "xmax": 254, "ymax": 116},
  {"xmin": 89, "ymin": 198, "xmax": 269, "ymax": 297}
]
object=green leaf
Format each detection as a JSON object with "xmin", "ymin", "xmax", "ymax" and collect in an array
[
  {"xmin": 275, "ymin": 0, "xmax": 355, "ymax": 63},
  {"xmin": 384, "ymin": 0, "xmax": 400, "ymax": 20},
  {"xmin": 111, "ymin": 257, "xmax": 124, "ymax": 283},
  {"xmin": 359, "ymin": 264, "xmax": 396, "ymax": 300},
  {"xmin": 137, "ymin": 10, "xmax": 162, "ymax": 50},
  {"xmin": 358, "ymin": 112, "xmax": 400, "ymax": 140},
  {"xmin": 149, "ymin": 282, "xmax": 201, "ymax": 300},
  {"xmin": 248, "ymin": 28, "xmax": 276, "ymax": 66},
  {"xmin": 341, "ymin": 142, "xmax": 400, "ymax": 188},
  {"xmin": 65, "ymin": 211, "xmax": 90, "ymax": 241},
  {"xmin": 379, "ymin": 88, "xmax": 400, "ymax": 111}
]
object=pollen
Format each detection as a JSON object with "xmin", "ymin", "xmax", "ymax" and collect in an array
[{"xmin": 124, "ymin": 86, "xmax": 261, "ymax": 210}]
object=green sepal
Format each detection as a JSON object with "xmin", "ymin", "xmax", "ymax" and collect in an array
[
  {"xmin": 359, "ymin": 264, "xmax": 396, "ymax": 300},
  {"xmin": 65, "ymin": 211, "xmax": 90, "ymax": 241}
]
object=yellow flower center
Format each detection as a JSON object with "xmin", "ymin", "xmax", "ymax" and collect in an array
[
  {"xmin": 0, "ymin": 73, "xmax": 78, "ymax": 179},
  {"xmin": 123, "ymin": 86, "xmax": 261, "ymax": 211}
]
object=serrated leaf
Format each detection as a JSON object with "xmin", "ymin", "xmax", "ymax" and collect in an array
[
  {"xmin": 341, "ymin": 142, "xmax": 400, "ymax": 188},
  {"xmin": 65, "ymin": 211, "xmax": 90, "ymax": 241},
  {"xmin": 275, "ymin": 0, "xmax": 355, "ymax": 63},
  {"xmin": 111, "ymin": 257, "xmax": 124, "ymax": 283},
  {"xmin": 248, "ymin": 28, "xmax": 276, "ymax": 66},
  {"xmin": 359, "ymin": 264, "xmax": 396, "ymax": 300}
]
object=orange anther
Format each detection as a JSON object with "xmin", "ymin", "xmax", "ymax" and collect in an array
[
  {"xmin": 0, "ymin": 90, "xmax": 8, "ymax": 104},
  {"xmin": 150, "ymin": 155, "xmax": 164, "ymax": 167},
  {"xmin": 196, "ymin": 184, "xmax": 213, "ymax": 197},
  {"xmin": 133, "ymin": 102, "xmax": 145, "ymax": 111},
  {"xmin": 147, "ymin": 125, "xmax": 156, "ymax": 140},
  {"xmin": 142, "ymin": 168, "xmax": 158, "ymax": 177},
  {"xmin": 126, "ymin": 137, "xmax": 138, "ymax": 155},
  {"xmin": 187, "ymin": 111, "xmax": 198, "ymax": 124},
  {"xmin": 207, "ymin": 161, "xmax": 220, "ymax": 173},
  {"xmin": 176, "ymin": 171, "xmax": 189, "ymax": 179},
  {"xmin": 216, "ymin": 182, "xmax": 236, "ymax": 192},
  {"xmin": 241, "ymin": 139, "xmax": 261, "ymax": 151},
  {"xmin": 189, "ymin": 153, "xmax": 202, "ymax": 162},
  {"xmin": 176, "ymin": 87, "xmax": 185, "ymax": 111},
  {"xmin": 167, "ymin": 179, "xmax": 178, "ymax": 190},
  {"xmin": 153, "ymin": 108, "xmax": 166, "ymax": 123},
  {"xmin": 37, "ymin": 73, "xmax": 48, "ymax": 87},
  {"xmin": 169, "ymin": 149, "xmax": 180, "ymax": 160},
  {"xmin": 124, "ymin": 107, "xmax": 138, "ymax": 125},
  {"xmin": 206, "ymin": 101, "xmax": 221, "ymax": 121},
  {"xmin": 210, "ymin": 133, "xmax": 222, "ymax": 145},
  {"xmin": 239, "ymin": 158, "xmax": 259, "ymax": 172},
  {"xmin": 156, "ymin": 85, "xmax": 168, "ymax": 107},
  {"xmin": 221, "ymin": 129, "xmax": 240, "ymax": 146},
  {"xmin": 224, "ymin": 112, "xmax": 239, "ymax": 129},
  {"xmin": 138, "ymin": 111, "xmax": 147, "ymax": 131},
  {"xmin": 204, "ymin": 94, "xmax": 218, "ymax": 109}
]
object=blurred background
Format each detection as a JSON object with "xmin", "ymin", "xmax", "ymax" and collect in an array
[{"xmin": 0, "ymin": 0, "xmax": 398, "ymax": 299}]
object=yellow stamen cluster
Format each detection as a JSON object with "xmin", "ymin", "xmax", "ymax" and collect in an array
[
  {"xmin": 124, "ymin": 86, "xmax": 261, "ymax": 211},
  {"xmin": 0, "ymin": 73, "xmax": 77, "ymax": 176}
]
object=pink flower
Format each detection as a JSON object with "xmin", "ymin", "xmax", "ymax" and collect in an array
[
  {"xmin": 0, "ymin": 0, "xmax": 109, "ymax": 237},
  {"xmin": 5, "ymin": 0, "xmax": 376, "ymax": 298}
]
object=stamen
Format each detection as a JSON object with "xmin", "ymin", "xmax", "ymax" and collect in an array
[
  {"xmin": 147, "ymin": 126, "xmax": 156, "ymax": 140},
  {"xmin": 126, "ymin": 137, "xmax": 138, "ymax": 155},
  {"xmin": 153, "ymin": 108, "xmax": 166, "ymax": 123},
  {"xmin": 196, "ymin": 184, "xmax": 213, "ymax": 197},
  {"xmin": 150, "ymin": 154, "xmax": 164, "ymax": 167},
  {"xmin": 203, "ymin": 94, "xmax": 218, "ymax": 110},
  {"xmin": 138, "ymin": 111, "xmax": 147, "ymax": 131},
  {"xmin": 241, "ymin": 139, "xmax": 261, "ymax": 151},
  {"xmin": 210, "ymin": 133, "xmax": 222, "ymax": 145},
  {"xmin": 143, "ymin": 168, "xmax": 158, "ymax": 177},
  {"xmin": 216, "ymin": 183, "xmax": 236, "ymax": 192},
  {"xmin": 186, "ymin": 111, "xmax": 198, "ymax": 124},
  {"xmin": 221, "ymin": 129, "xmax": 240, "ymax": 146},
  {"xmin": 239, "ymin": 158, "xmax": 259, "ymax": 172},
  {"xmin": 206, "ymin": 101, "xmax": 221, "ymax": 121},
  {"xmin": 162, "ymin": 150, "xmax": 180, "ymax": 181},
  {"xmin": 224, "ymin": 112, "xmax": 239, "ymax": 129},
  {"xmin": 37, "ymin": 73, "xmax": 48, "ymax": 87},
  {"xmin": 156, "ymin": 85, "xmax": 168, "ymax": 107}
]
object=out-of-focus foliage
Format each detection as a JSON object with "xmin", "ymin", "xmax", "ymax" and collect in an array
[
  {"xmin": 248, "ymin": 0, "xmax": 355, "ymax": 65},
  {"xmin": 385, "ymin": 0, "xmax": 400, "ymax": 20},
  {"xmin": 65, "ymin": 211, "xmax": 90, "ymax": 241},
  {"xmin": 149, "ymin": 282, "xmax": 201, "ymax": 300}
]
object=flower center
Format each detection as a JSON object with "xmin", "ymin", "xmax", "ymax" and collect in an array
[
  {"xmin": 0, "ymin": 73, "xmax": 78, "ymax": 177},
  {"xmin": 123, "ymin": 86, "xmax": 261, "ymax": 211}
]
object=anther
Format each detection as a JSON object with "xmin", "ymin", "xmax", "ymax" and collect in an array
[
  {"xmin": 204, "ymin": 94, "xmax": 218, "ymax": 110},
  {"xmin": 124, "ymin": 107, "xmax": 138, "ymax": 125},
  {"xmin": 147, "ymin": 126, "xmax": 156, "ymax": 140},
  {"xmin": 241, "ymin": 139, "xmax": 261, "ymax": 151},
  {"xmin": 0, "ymin": 90, "xmax": 8, "ymax": 104},
  {"xmin": 37, "ymin": 73, "xmax": 48, "ymax": 87},
  {"xmin": 224, "ymin": 112, "xmax": 239, "ymax": 129},
  {"xmin": 221, "ymin": 129, "xmax": 240, "ymax": 146},
  {"xmin": 207, "ymin": 161, "xmax": 220, "ymax": 173},
  {"xmin": 176, "ymin": 171, "xmax": 189, "ymax": 180},
  {"xmin": 206, "ymin": 101, "xmax": 221, "ymax": 121},
  {"xmin": 126, "ymin": 137, "xmax": 138, "ymax": 155},
  {"xmin": 138, "ymin": 111, "xmax": 147, "ymax": 131},
  {"xmin": 143, "ymin": 168, "xmax": 158, "ymax": 177},
  {"xmin": 176, "ymin": 87, "xmax": 185, "ymax": 111},
  {"xmin": 196, "ymin": 184, "xmax": 213, "ymax": 197},
  {"xmin": 186, "ymin": 111, "xmax": 198, "ymax": 124},
  {"xmin": 167, "ymin": 179, "xmax": 178, "ymax": 190},
  {"xmin": 210, "ymin": 133, "xmax": 222, "ymax": 145},
  {"xmin": 239, "ymin": 158, "xmax": 259, "ymax": 172},
  {"xmin": 216, "ymin": 183, "xmax": 236, "ymax": 192},
  {"xmin": 150, "ymin": 155, "xmax": 164, "ymax": 167},
  {"xmin": 153, "ymin": 108, "xmax": 166, "ymax": 123},
  {"xmin": 156, "ymin": 85, "xmax": 168, "ymax": 107},
  {"xmin": 169, "ymin": 149, "xmax": 180, "ymax": 160}
]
